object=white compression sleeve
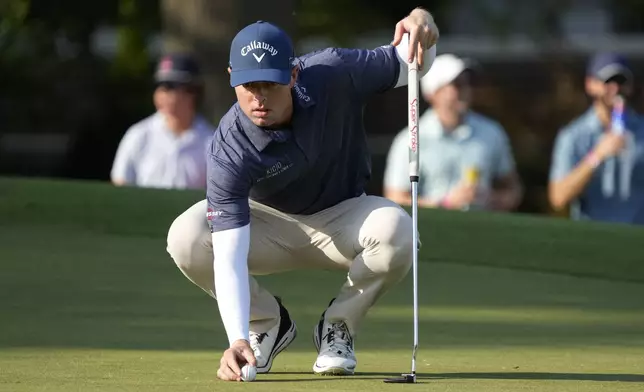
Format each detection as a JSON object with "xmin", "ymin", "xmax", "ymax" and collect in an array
[
  {"xmin": 212, "ymin": 224, "xmax": 251, "ymax": 346},
  {"xmin": 393, "ymin": 33, "xmax": 437, "ymax": 88}
]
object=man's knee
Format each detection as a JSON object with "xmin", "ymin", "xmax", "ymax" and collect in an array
[
  {"xmin": 361, "ymin": 202, "xmax": 414, "ymax": 274},
  {"xmin": 166, "ymin": 200, "xmax": 212, "ymax": 273}
]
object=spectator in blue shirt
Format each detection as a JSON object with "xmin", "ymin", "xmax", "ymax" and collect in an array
[
  {"xmin": 165, "ymin": 9, "xmax": 439, "ymax": 381},
  {"xmin": 549, "ymin": 52, "xmax": 644, "ymax": 225}
]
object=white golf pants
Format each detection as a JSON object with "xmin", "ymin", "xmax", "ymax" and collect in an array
[{"xmin": 166, "ymin": 194, "xmax": 414, "ymax": 336}]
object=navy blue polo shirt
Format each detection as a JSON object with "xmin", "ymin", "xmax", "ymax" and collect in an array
[{"xmin": 207, "ymin": 46, "xmax": 401, "ymax": 232}]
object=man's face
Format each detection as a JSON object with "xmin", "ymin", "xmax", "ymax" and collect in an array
[
  {"xmin": 585, "ymin": 74, "xmax": 633, "ymax": 108},
  {"xmin": 428, "ymin": 71, "xmax": 472, "ymax": 114},
  {"xmin": 154, "ymin": 82, "xmax": 196, "ymax": 117},
  {"xmin": 232, "ymin": 67, "xmax": 298, "ymax": 128}
]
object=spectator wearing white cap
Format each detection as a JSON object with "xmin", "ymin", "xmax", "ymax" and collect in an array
[
  {"xmin": 383, "ymin": 54, "xmax": 522, "ymax": 211},
  {"xmin": 110, "ymin": 53, "xmax": 215, "ymax": 190}
]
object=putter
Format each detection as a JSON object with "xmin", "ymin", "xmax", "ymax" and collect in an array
[{"xmin": 384, "ymin": 40, "xmax": 420, "ymax": 385}]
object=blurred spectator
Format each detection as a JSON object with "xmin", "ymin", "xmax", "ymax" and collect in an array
[
  {"xmin": 383, "ymin": 54, "xmax": 522, "ymax": 211},
  {"xmin": 548, "ymin": 52, "xmax": 644, "ymax": 225},
  {"xmin": 110, "ymin": 53, "xmax": 214, "ymax": 190}
]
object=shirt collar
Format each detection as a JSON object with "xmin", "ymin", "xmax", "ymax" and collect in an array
[
  {"xmin": 154, "ymin": 111, "xmax": 208, "ymax": 138},
  {"xmin": 192, "ymin": 114, "xmax": 211, "ymax": 132},
  {"xmin": 424, "ymin": 110, "xmax": 473, "ymax": 141},
  {"xmin": 583, "ymin": 105, "xmax": 641, "ymax": 133},
  {"xmin": 237, "ymin": 105, "xmax": 292, "ymax": 151},
  {"xmin": 237, "ymin": 78, "xmax": 315, "ymax": 152}
]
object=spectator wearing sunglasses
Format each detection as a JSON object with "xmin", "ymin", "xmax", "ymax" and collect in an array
[
  {"xmin": 384, "ymin": 54, "xmax": 522, "ymax": 211},
  {"xmin": 548, "ymin": 52, "xmax": 644, "ymax": 225},
  {"xmin": 110, "ymin": 53, "xmax": 215, "ymax": 190}
]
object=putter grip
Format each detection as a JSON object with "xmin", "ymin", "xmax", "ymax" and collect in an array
[{"xmin": 408, "ymin": 50, "xmax": 419, "ymax": 181}]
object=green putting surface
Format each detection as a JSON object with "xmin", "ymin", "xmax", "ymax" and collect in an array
[{"xmin": 1, "ymin": 177, "xmax": 643, "ymax": 391}]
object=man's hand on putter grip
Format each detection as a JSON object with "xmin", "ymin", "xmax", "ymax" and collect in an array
[
  {"xmin": 391, "ymin": 7, "xmax": 439, "ymax": 69},
  {"xmin": 217, "ymin": 339, "xmax": 256, "ymax": 382}
]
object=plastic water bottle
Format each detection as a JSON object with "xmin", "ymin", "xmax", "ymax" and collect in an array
[
  {"xmin": 605, "ymin": 95, "xmax": 632, "ymax": 199},
  {"xmin": 612, "ymin": 95, "xmax": 625, "ymax": 135},
  {"xmin": 614, "ymin": 96, "xmax": 633, "ymax": 199},
  {"xmin": 603, "ymin": 96, "xmax": 624, "ymax": 197}
]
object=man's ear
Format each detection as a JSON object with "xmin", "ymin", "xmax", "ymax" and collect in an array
[
  {"xmin": 288, "ymin": 65, "xmax": 300, "ymax": 88},
  {"xmin": 227, "ymin": 67, "xmax": 232, "ymax": 75}
]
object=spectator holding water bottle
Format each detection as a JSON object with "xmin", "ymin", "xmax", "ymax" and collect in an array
[
  {"xmin": 548, "ymin": 52, "xmax": 644, "ymax": 225},
  {"xmin": 383, "ymin": 53, "xmax": 522, "ymax": 211}
]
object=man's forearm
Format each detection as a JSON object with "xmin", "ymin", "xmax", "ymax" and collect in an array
[
  {"xmin": 212, "ymin": 224, "xmax": 252, "ymax": 346},
  {"xmin": 384, "ymin": 189, "xmax": 437, "ymax": 208},
  {"xmin": 112, "ymin": 179, "xmax": 128, "ymax": 186},
  {"xmin": 549, "ymin": 154, "xmax": 599, "ymax": 210}
]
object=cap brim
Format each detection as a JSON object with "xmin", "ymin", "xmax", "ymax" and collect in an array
[
  {"xmin": 230, "ymin": 68, "xmax": 291, "ymax": 87},
  {"xmin": 421, "ymin": 62, "xmax": 468, "ymax": 95},
  {"xmin": 155, "ymin": 70, "xmax": 197, "ymax": 84},
  {"xmin": 595, "ymin": 64, "xmax": 633, "ymax": 83}
]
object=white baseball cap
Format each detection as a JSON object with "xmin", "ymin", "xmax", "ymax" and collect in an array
[{"xmin": 421, "ymin": 54, "xmax": 471, "ymax": 95}]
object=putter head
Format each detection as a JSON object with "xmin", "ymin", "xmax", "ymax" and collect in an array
[{"xmin": 383, "ymin": 373, "xmax": 416, "ymax": 384}]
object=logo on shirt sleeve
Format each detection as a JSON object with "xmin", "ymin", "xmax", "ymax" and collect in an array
[
  {"xmin": 207, "ymin": 208, "xmax": 223, "ymax": 220},
  {"xmin": 293, "ymin": 83, "xmax": 315, "ymax": 107}
]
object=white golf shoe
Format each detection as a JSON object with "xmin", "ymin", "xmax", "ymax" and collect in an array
[
  {"xmin": 312, "ymin": 317, "xmax": 357, "ymax": 375},
  {"xmin": 250, "ymin": 298, "xmax": 297, "ymax": 374}
]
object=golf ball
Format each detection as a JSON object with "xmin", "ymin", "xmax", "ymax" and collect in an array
[{"xmin": 241, "ymin": 364, "xmax": 256, "ymax": 382}]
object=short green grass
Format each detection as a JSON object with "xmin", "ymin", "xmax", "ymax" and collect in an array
[{"xmin": 1, "ymin": 178, "xmax": 643, "ymax": 391}]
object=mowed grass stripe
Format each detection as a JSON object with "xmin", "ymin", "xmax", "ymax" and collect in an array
[{"xmin": 2, "ymin": 177, "xmax": 644, "ymax": 282}]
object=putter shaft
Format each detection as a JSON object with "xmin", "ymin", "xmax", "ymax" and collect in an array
[
  {"xmin": 383, "ymin": 35, "xmax": 421, "ymax": 384},
  {"xmin": 411, "ymin": 180, "xmax": 419, "ymax": 375}
]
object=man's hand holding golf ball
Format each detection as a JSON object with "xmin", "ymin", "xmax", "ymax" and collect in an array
[{"xmin": 217, "ymin": 339, "xmax": 257, "ymax": 382}]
